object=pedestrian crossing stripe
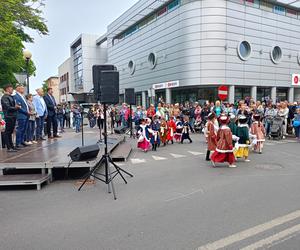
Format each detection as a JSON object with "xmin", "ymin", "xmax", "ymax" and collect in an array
[
  {"xmin": 131, "ymin": 158, "xmax": 146, "ymax": 164},
  {"xmin": 188, "ymin": 151, "xmax": 205, "ymax": 156},
  {"xmin": 170, "ymin": 153, "xmax": 186, "ymax": 158},
  {"xmin": 152, "ymin": 156, "xmax": 167, "ymax": 161}
]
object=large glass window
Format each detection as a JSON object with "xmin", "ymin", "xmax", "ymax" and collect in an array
[
  {"xmin": 72, "ymin": 43, "xmax": 83, "ymax": 91},
  {"xmin": 235, "ymin": 87, "xmax": 251, "ymax": 102},
  {"xmin": 257, "ymin": 87, "xmax": 271, "ymax": 102}
]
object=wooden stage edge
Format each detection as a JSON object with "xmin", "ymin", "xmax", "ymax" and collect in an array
[{"xmin": 0, "ymin": 135, "xmax": 131, "ymax": 190}]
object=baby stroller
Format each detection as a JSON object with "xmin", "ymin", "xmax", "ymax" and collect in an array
[{"xmin": 270, "ymin": 116, "xmax": 284, "ymax": 140}]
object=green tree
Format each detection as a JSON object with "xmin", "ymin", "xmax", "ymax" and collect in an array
[{"xmin": 0, "ymin": 0, "xmax": 48, "ymax": 88}]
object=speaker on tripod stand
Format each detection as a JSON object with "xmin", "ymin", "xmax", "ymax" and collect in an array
[
  {"xmin": 78, "ymin": 65, "xmax": 133, "ymax": 199},
  {"xmin": 125, "ymin": 88, "xmax": 135, "ymax": 138}
]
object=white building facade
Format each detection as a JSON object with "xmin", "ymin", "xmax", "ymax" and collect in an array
[{"xmin": 105, "ymin": 0, "xmax": 300, "ymax": 105}]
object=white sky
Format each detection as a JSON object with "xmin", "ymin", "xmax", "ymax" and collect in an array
[{"xmin": 25, "ymin": 0, "xmax": 138, "ymax": 91}]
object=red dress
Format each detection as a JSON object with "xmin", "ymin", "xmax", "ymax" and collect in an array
[
  {"xmin": 207, "ymin": 121, "xmax": 217, "ymax": 151},
  {"xmin": 211, "ymin": 126, "xmax": 235, "ymax": 165},
  {"xmin": 167, "ymin": 120, "xmax": 176, "ymax": 141}
]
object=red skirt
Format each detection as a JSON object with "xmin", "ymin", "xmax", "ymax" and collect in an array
[
  {"xmin": 137, "ymin": 139, "xmax": 150, "ymax": 151},
  {"xmin": 174, "ymin": 133, "xmax": 182, "ymax": 141},
  {"xmin": 211, "ymin": 151, "xmax": 235, "ymax": 165}
]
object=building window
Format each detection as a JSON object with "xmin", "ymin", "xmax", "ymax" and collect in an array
[
  {"xmin": 245, "ymin": 0, "xmax": 259, "ymax": 8},
  {"xmin": 274, "ymin": 5, "xmax": 285, "ymax": 15},
  {"xmin": 271, "ymin": 46, "xmax": 282, "ymax": 64},
  {"xmin": 237, "ymin": 41, "xmax": 252, "ymax": 61},
  {"xmin": 148, "ymin": 52, "xmax": 157, "ymax": 69},
  {"xmin": 128, "ymin": 60, "xmax": 136, "ymax": 75},
  {"xmin": 168, "ymin": 0, "xmax": 180, "ymax": 11},
  {"xmin": 157, "ymin": 6, "xmax": 167, "ymax": 17}
]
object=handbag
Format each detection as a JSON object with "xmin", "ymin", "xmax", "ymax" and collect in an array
[{"xmin": 293, "ymin": 120, "xmax": 300, "ymax": 128}]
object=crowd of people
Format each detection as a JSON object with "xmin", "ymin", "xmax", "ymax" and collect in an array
[
  {"xmin": 0, "ymin": 84, "xmax": 63, "ymax": 152},
  {"xmin": 1, "ymin": 83, "xmax": 300, "ymax": 162},
  {"xmin": 127, "ymin": 99, "xmax": 299, "ymax": 167}
]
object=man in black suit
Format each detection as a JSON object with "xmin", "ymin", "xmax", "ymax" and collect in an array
[
  {"xmin": 0, "ymin": 84, "xmax": 21, "ymax": 152},
  {"xmin": 43, "ymin": 87, "xmax": 61, "ymax": 139}
]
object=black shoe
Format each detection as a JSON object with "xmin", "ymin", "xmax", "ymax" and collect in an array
[
  {"xmin": 7, "ymin": 148, "xmax": 18, "ymax": 153},
  {"xmin": 53, "ymin": 135, "xmax": 62, "ymax": 138},
  {"xmin": 40, "ymin": 137, "xmax": 46, "ymax": 141},
  {"xmin": 12, "ymin": 147, "xmax": 21, "ymax": 151},
  {"xmin": 21, "ymin": 143, "xmax": 28, "ymax": 147}
]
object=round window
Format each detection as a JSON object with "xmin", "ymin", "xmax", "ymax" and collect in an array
[
  {"xmin": 237, "ymin": 41, "xmax": 252, "ymax": 61},
  {"xmin": 271, "ymin": 46, "xmax": 282, "ymax": 64},
  {"xmin": 128, "ymin": 60, "xmax": 136, "ymax": 75},
  {"xmin": 148, "ymin": 52, "xmax": 157, "ymax": 69}
]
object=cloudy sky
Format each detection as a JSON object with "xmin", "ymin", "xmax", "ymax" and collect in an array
[{"xmin": 25, "ymin": 0, "xmax": 137, "ymax": 91}]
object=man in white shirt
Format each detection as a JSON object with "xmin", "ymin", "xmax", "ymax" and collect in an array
[{"xmin": 32, "ymin": 88, "xmax": 47, "ymax": 141}]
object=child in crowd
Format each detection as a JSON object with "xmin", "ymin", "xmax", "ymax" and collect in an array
[
  {"xmin": 250, "ymin": 114, "xmax": 266, "ymax": 154},
  {"xmin": 206, "ymin": 113, "xmax": 217, "ymax": 161},
  {"xmin": 174, "ymin": 116, "xmax": 183, "ymax": 142},
  {"xmin": 181, "ymin": 116, "xmax": 194, "ymax": 144},
  {"xmin": 160, "ymin": 118, "xmax": 168, "ymax": 146},
  {"xmin": 211, "ymin": 115, "xmax": 236, "ymax": 168},
  {"xmin": 235, "ymin": 115, "xmax": 250, "ymax": 162},
  {"xmin": 150, "ymin": 117, "xmax": 160, "ymax": 151},
  {"xmin": 167, "ymin": 117, "xmax": 176, "ymax": 144},
  {"xmin": 137, "ymin": 119, "xmax": 151, "ymax": 152}
]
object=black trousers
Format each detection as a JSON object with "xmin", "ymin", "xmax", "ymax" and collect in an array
[
  {"xmin": 46, "ymin": 115, "xmax": 58, "ymax": 137},
  {"xmin": 3, "ymin": 117, "xmax": 16, "ymax": 149}
]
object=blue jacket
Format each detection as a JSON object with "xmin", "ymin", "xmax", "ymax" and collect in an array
[
  {"xmin": 14, "ymin": 93, "xmax": 29, "ymax": 120},
  {"xmin": 43, "ymin": 94, "xmax": 57, "ymax": 117},
  {"xmin": 32, "ymin": 95, "xmax": 47, "ymax": 117}
]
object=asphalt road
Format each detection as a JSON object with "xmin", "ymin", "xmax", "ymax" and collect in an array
[{"xmin": 0, "ymin": 132, "xmax": 300, "ymax": 250}]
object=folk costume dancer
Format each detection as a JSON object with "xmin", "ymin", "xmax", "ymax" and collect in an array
[
  {"xmin": 250, "ymin": 114, "xmax": 266, "ymax": 154},
  {"xmin": 137, "ymin": 119, "xmax": 151, "ymax": 152},
  {"xmin": 160, "ymin": 118, "xmax": 168, "ymax": 146},
  {"xmin": 150, "ymin": 117, "xmax": 161, "ymax": 151},
  {"xmin": 235, "ymin": 115, "xmax": 250, "ymax": 162},
  {"xmin": 211, "ymin": 115, "xmax": 236, "ymax": 168},
  {"xmin": 228, "ymin": 114, "xmax": 238, "ymax": 147},
  {"xmin": 206, "ymin": 113, "xmax": 217, "ymax": 161},
  {"xmin": 174, "ymin": 116, "xmax": 183, "ymax": 142},
  {"xmin": 167, "ymin": 117, "xmax": 176, "ymax": 144},
  {"xmin": 181, "ymin": 116, "xmax": 194, "ymax": 144}
]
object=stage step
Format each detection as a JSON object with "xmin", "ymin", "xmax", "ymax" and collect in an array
[
  {"xmin": 111, "ymin": 142, "xmax": 132, "ymax": 162},
  {"xmin": 0, "ymin": 174, "xmax": 50, "ymax": 191}
]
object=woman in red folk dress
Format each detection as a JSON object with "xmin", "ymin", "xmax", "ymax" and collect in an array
[
  {"xmin": 167, "ymin": 117, "xmax": 176, "ymax": 144},
  {"xmin": 211, "ymin": 115, "xmax": 236, "ymax": 168},
  {"xmin": 250, "ymin": 114, "xmax": 266, "ymax": 154},
  {"xmin": 206, "ymin": 113, "xmax": 218, "ymax": 161}
]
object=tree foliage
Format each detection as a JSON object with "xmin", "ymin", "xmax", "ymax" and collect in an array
[{"xmin": 0, "ymin": 0, "xmax": 48, "ymax": 88}]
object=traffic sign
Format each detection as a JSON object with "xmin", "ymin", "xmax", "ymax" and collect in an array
[
  {"xmin": 292, "ymin": 74, "xmax": 300, "ymax": 86},
  {"xmin": 218, "ymin": 85, "xmax": 228, "ymax": 101}
]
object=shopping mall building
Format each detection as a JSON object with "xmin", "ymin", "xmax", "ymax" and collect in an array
[{"xmin": 59, "ymin": 0, "xmax": 300, "ymax": 106}]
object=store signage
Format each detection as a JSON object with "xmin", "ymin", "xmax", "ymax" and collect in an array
[
  {"xmin": 292, "ymin": 74, "xmax": 300, "ymax": 86},
  {"xmin": 153, "ymin": 80, "xmax": 179, "ymax": 90}
]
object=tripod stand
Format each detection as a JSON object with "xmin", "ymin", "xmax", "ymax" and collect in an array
[{"xmin": 78, "ymin": 104, "xmax": 133, "ymax": 199}]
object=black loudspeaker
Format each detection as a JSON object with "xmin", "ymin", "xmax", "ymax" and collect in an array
[
  {"xmin": 99, "ymin": 71, "xmax": 119, "ymax": 104},
  {"xmin": 114, "ymin": 125, "xmax": 127, "ymax": 134},
  {"xmin": 92, "ymin": 65, "xmax": 118, "ymax": 103},
  {"xmin": 69, "ymin": 144, "xmax": 100, "ymax": 161},
  {"xmin": 125, "ymin": 88, "xmax": 135, "ymax": 105}
]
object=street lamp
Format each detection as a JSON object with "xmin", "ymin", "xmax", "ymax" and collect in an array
[{"xmin": 23, "ymin": 49, "xmax": 32, "ymax": 94}]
